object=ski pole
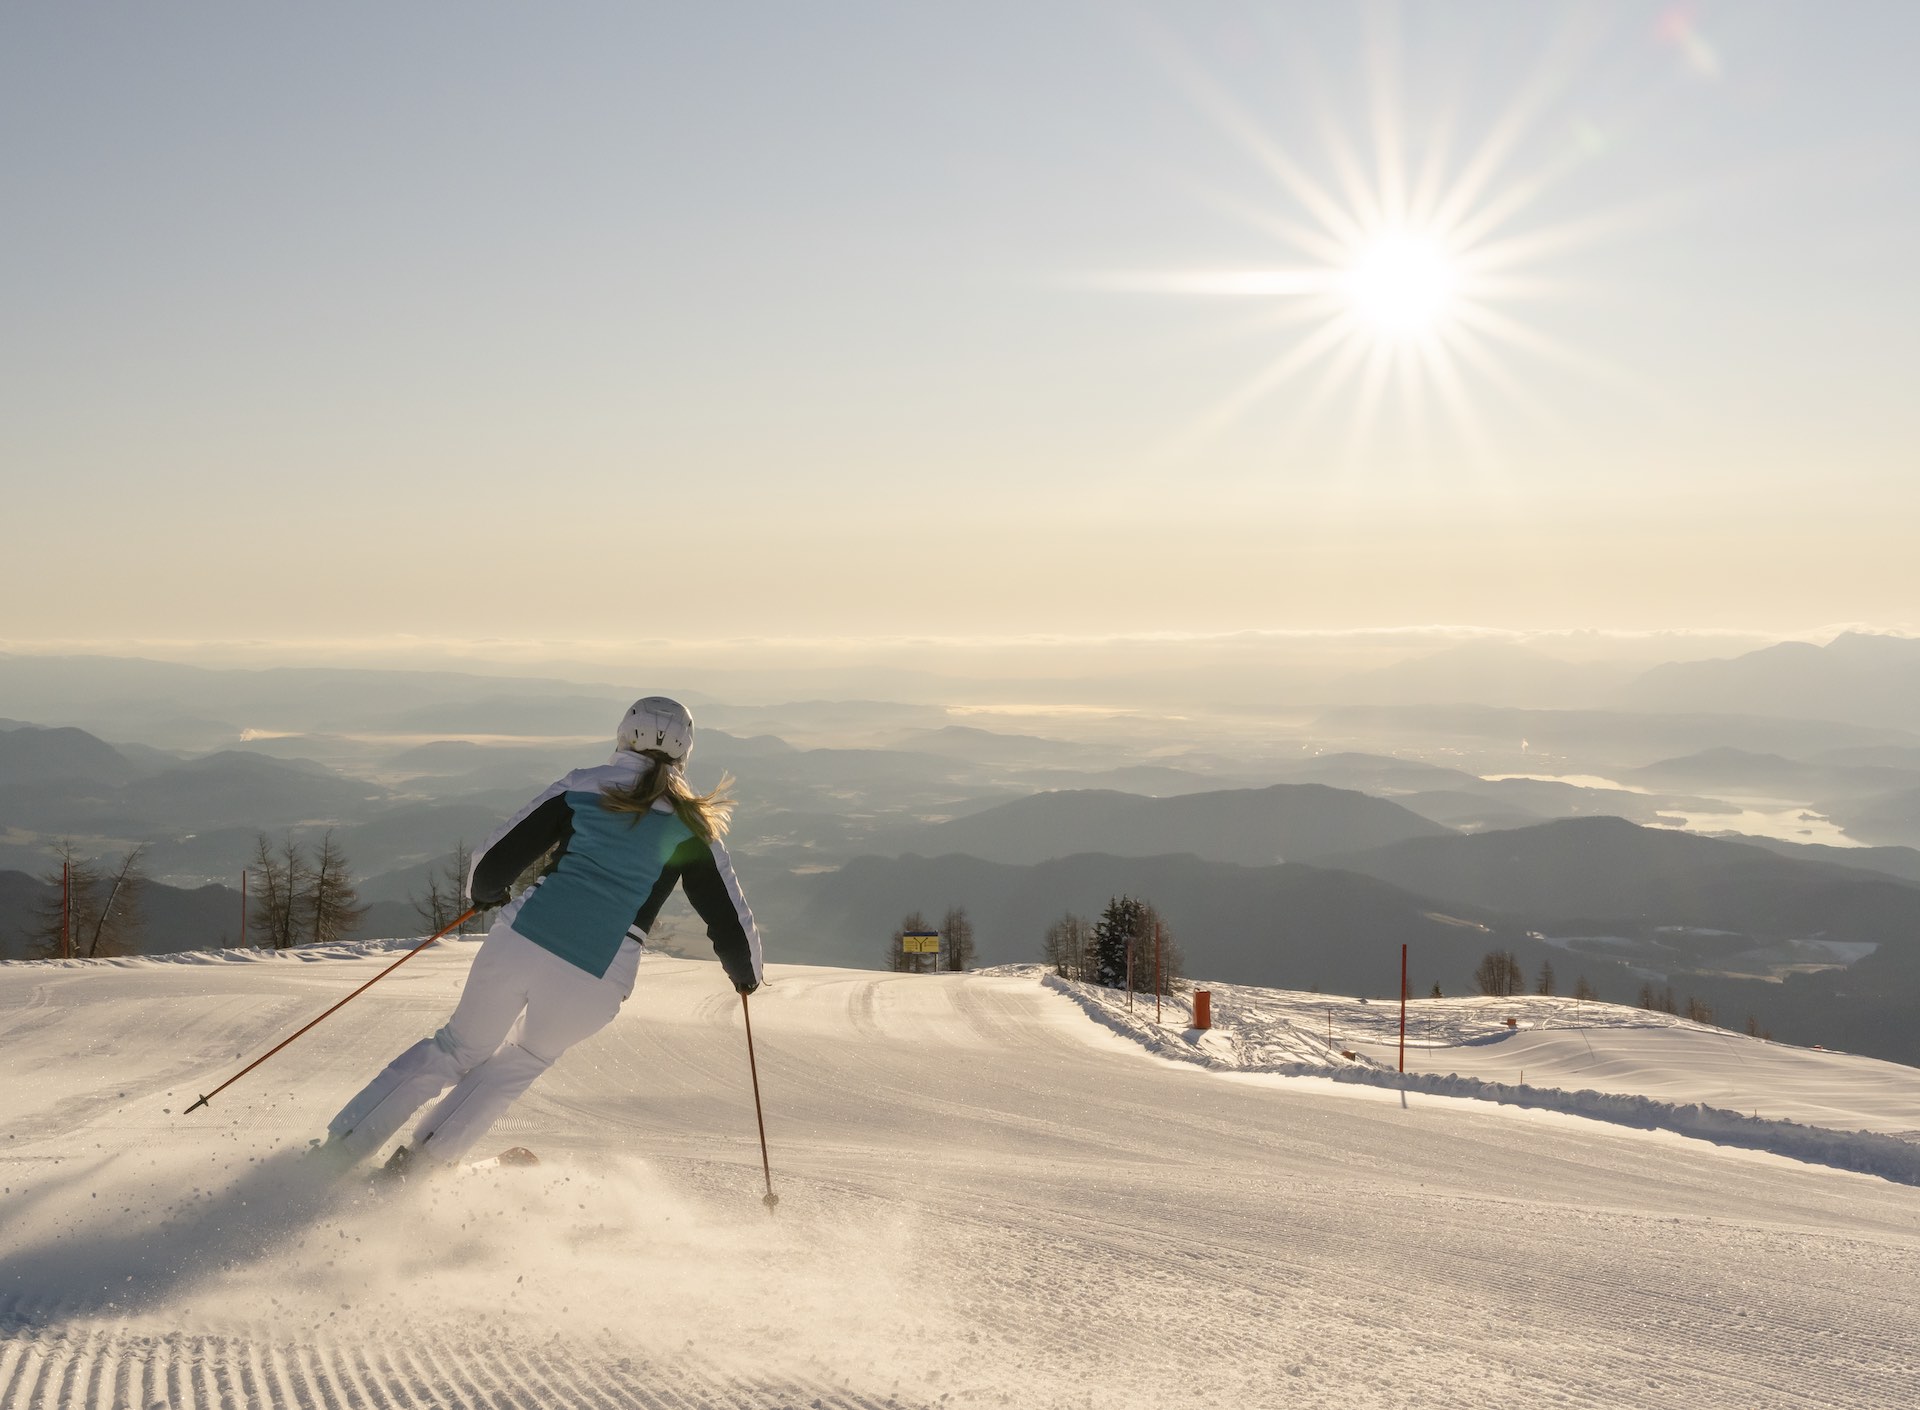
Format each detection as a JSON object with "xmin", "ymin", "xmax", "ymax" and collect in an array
[
  {"xmin": 180, "ymin": 908, "xmax": 478, "ymax": 1115},
  {"xmin": 740, "ymin": 989, "xmax": 779, "ymax": 1214}
]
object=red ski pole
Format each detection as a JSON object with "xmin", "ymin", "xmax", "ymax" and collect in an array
[
  {"xmin": 180, "ymin": 908, "xmax": 477, "ymax": 1115},
  {"xmin": 740, "ymin": 989, "xmax": 779, "ymax": 1214}
]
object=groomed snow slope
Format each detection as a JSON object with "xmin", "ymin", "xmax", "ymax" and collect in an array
[
  {"xmin": 1036, "ymin": 974, "xmax": 1920, "ymax": 1183},
  {"xmin": 2, "ymin": 944, "xmax": 1917, "ymax": 1409}
]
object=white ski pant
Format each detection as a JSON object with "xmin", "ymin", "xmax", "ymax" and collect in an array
[{"xmin": 327, "ymin": 922, "xmax": 641, "ymax": 1167}]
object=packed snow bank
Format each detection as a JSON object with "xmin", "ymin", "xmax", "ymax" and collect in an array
[
  {"xmin": 1026, "ymin": 969, "xmax": 1920, "ymax": 1187},
  {"xmin": 16, "ymin": 934, "xmax": 484, "ymax": 970}
]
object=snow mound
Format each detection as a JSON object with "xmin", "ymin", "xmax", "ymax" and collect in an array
[{"xmin": 1028, "ymin": 969, "xmax": 1920, "ymax": 1187}]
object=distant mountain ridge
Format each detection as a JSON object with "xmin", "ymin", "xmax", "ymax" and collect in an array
[
  {"xmin": 1310, "ymin": 703, "xmax": 1918, "ymax": 770},
  {"xmin": 1, "ymin": 737, "xmax": 389, "ymax": 838},
  {"xmin": 1625, "ymin": 746, "xmax": 1920, "ymax": 800},
  {"xmin": 874, "ymin": 783, "xmax": 1454, "ymax": 866},
  {"xmin": 1623, "ymin": 632, "xmax": 1920, "ymax": 731},
  {"xmin": 0, "ymin": 723, "xmax": 139, "ymax": 787},
  {"xmin": 1323, "ymin": 816, "xmax": 1920, "ymax": 944}
]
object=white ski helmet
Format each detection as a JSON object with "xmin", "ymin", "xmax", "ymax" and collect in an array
[{"xmin": 616, "ymin": 696, "xmax": 695, "ymax": 762}]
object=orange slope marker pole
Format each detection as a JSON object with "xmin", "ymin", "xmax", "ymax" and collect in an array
[{"xmin": 179, "ymin": 908, "xmax": 477, "ymax": 1115}]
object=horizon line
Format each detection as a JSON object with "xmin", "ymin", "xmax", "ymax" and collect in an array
[{"xmin": 4, "ymin": 621, "xmax": 1914, "ymax": 664}]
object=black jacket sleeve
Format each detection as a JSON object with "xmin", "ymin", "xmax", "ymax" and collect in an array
[
  {"xmin": 671, "ymin": 834, "xmax": 764, "ymax": 991},
  {"xmin": 468, "ymin": 789, "xmax": 572, "ymax": 907}
]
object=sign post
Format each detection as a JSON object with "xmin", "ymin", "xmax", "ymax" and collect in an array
[{"xmin": 900, "ymin": 930, "xmax": 940, "ymax": 972}]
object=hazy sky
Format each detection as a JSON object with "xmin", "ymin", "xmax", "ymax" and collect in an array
[{"xmin": 3, "ymin": 1, "xmax": 1915, "ymax": 667}]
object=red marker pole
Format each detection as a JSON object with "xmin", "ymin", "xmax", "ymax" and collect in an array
[
  {"xmin": 239, "ymin": 869, "xmax": 248, "ymax": 949},
  {"xmin": 61, "ymin": 861, "xmax": 72, "ymax": 960},
  {"xmin": 1399, "ymin": 943, "xmax": 1408, "ymax": 1074}
]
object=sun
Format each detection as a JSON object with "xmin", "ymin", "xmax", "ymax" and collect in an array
[
  {"xmin": 1093, "ymin": 19, "xmax": 1638, "ymax": 466},
  {"xmin": 1345, "ymin": 233, "xmax": 1459, "ymax": 339}
]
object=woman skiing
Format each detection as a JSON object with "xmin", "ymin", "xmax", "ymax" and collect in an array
[{"xmin": 321, "ymin": 696, "xmax": 762, "ymax": 1176}]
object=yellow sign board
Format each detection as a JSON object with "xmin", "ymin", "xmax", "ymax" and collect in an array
[{"xmin": 900, "ymin": 932, "xmax": 941, "ymax": 954}]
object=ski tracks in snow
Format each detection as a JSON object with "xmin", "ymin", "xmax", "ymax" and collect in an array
[
  {"xmin": 0, "ymin": 1316, "xmax": 916, "ymax": 1409},
  {"xmin": 4, "ymin": 952, "xmax": 1918, "ymax": 1408}
]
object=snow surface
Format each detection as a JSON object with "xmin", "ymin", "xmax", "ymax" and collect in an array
[
  {"xmin": 3, "ymin": 943, "xmax": 1918, "ymax": 1408},
  {"xmin": 1031, "ymin": 973, "xmax": 1920, "ymax": 1185}
]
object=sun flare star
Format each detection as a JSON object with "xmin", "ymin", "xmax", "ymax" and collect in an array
[{"xmin": 1099, "ymin": 22, "xmax": 1646, "ymax": 468}]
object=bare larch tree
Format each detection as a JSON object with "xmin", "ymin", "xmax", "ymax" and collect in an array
[
  {"xmin": 305, "ymin": 829, "xmax": 367, "ymax": 946},
  {"xmin": 940, "ymin": 905, "xmax": 976, "ymax": 972}
]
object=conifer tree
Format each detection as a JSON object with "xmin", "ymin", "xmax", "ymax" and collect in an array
[{"xmin": 1091, "ymin": 896, "xmax": 1146, "ymax": 989}]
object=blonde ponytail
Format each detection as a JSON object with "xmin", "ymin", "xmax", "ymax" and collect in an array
[{"xmin": 601, "ymin": 754, "xmax": 735, "ymax": 841}]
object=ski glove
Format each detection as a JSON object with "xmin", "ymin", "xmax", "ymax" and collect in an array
[{"xmin": 736, "ymin": 979, "xmax": 760, "ymax": 996}]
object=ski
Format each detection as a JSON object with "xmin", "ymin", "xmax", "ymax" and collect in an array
[{"xmin": 465, "ymin": 1146, "xmax": 540, "ymax": 1173}]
